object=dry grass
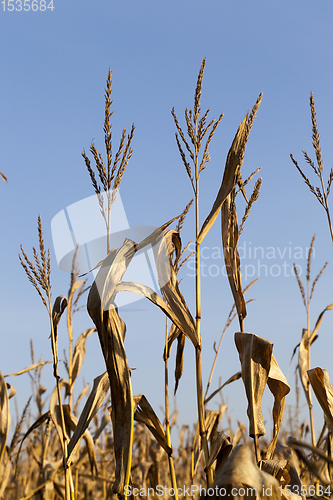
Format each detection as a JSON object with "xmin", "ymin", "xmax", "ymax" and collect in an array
[{"xmin": 2, "ymin": 65, "xmax": 333, "ymax": 500}]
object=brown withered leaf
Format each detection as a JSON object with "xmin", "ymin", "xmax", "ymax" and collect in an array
[
  {"xmin": 4, "ymin": 361, "xmax": 52, "ymax": 377},
  {"xmin": 259, "ymin": 459, "xmax": 290, "ymax": 487},
  {"xmin": 151, "ymin": 230, "xmax": 199, "ymax": 347},
  {"xmin": 87, "ymin": 239, "xmax": 137, "ymax": 494},
  {"xmin": 191, "ymin": 410, "xmax": 220, "ymax": 478},
  {"xmin": 298, "ymin": 328, "xmax": 314, "ymax": 407},
  {"xmin": 71, "ymin": 328, "xmax": 95, "ymax": 387},
  {"xmin": 205, "ymin": 445, "xmax": 280, "ymax": 500},
  {"xmin": 14, "ymin": 411, "xmax": 51, "ymax": 477},
  {"xmin": 51, "ymin": 295, "xmax": 68, "ymax": 376},
  {"xmin": 298, "ymin": 305, "xmax": 333, "ymax": 407},
  {"xmin": 5, "ymin": 383, "xmax": 16, "ymax": 399},
  {"xmin": 198, "ymin": 114, "xmax": 248, "ymax": 245},
  {"xmin": 174, "ymin": 332, "xmax": 185, "ymax": 394},
  {"xmin": 49, "ymin": 380, "xmax": 69, "ymax": 455},
  {"xmin": 0, "ymin": 372, "xmax": 9, "ymax": 464},
  {"xmin": 62, "ymin": 406, "xmax": 98, "ymax": 477},
  {"xmin": 204, "ymin": 432, "xmax": 232, "ymax": 474},
  {"xmin": 133, "ymin": 395, "xmax": 172, "ymax": 455},
  {"xmin": 67, "ymin": 373, "xmax": 110, "ymax": 466},
  {"xmin": 266, "ymin": 355, "xmax": 290, "ymax": 460},
  {"xmin": 232, "ymin": 420, "xmax": 247, "ymax": 447},
  {"xmin": 115, "ymin": 281, "xmax": 198, "ymax": 347},
  {"xmin": 308, "ymin": 367, "xmax": 333, "ymax": 432},
  {"xmin": 163, "ymin": 323, "xmax": 180, "ymax": 360},
  {"xmin": 204, "ymin": 372, "xmax": 241, "ymax": 406},
  {"xmin": 312, "ymin": 303, "xmax": 333, "ymax": 336},
  {"xmin": 235, "ymin": 332, "xmax": 273, "ymax": 437},
  {"xmin": 222, "ymin": 193, "xmax": 246, "ymax": 320}
]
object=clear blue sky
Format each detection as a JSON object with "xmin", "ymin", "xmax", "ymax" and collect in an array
[{"xmin": 1, "ymin": 0, "xmax": 333, "ymax": 441}]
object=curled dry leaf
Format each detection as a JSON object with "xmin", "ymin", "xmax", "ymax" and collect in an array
[
  {"xmin": 0, "ymin": 371, "xmax": 10, "ymax": 464},
  {"xmin": 259, "ymin": 459, "xmax": 290, "ymax": 487},
  {"xmin": 192, "ymin": 410, "xmax": 220, "ymax": 478},
  {"xmin": 266, "ymin": 355, "xmax": 290, "ymax": 460},
  {"xmin": 4, "ymin": 360, "xmax": 52, "ymax": 378},
  {"xmin": 49, "ymin": 380, "xmax": 69, "ymax": 454},
  {"xmin": 222, "ymin": 193, "xmax": 246, "ymax": 321},
  {"xmin": 6, "ymin": 383, "xmax": 16, "ymax": 399},
  {"xmin": 87, "ymin": 239, "xmax": 136, "ymax": 495},
  {"xmin": 133, "ymin": 394, "xmax": 172, "ymax": 455},
  {"xmin": 232, "ymin": 420, "xmax": 247, "ymax": 447},
  {"xmin": 51, "ymin": 295, "xmax": 68, "ymax": 376},
  {"xmin": 204, "ymin": 432, "xmax": 232, "ymax": 474},
  {"xmin": 235, "ymin": 332, "xmax": 273, "ymax": 437},
  {"xmin": 205, "ymin": 445, "xmax": 280, "ymax": 500},
  {"xmin": 71, "ymin": 328, "xmax": 95, "ymax": 387},
  {"xmin": 298, "ymin": 329, "xmax": 315, "ymax": 406},
  {"xmin": 204, "ymin": 372, "xmax": 241, "ymax": 406},
  {"xmin": 152, "ymin": 230, "xmax": 198, "ymax": 347},
  {"xmin": 174, "ymin": 332, "xmax": 185, "ymax": 394},
  {"xmin": 307, "ymin": 367, "xmax": 333, "ymax": 432},
  {"xmin": 198, "ymin": 114, "xmax": 248, "ymax": 245},
  {"xmin": 62, "ymin": 405, "xmax": 98, "ymax": 477}
]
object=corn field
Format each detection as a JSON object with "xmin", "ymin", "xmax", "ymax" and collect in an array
[{"xmin": 1, "ymin": 60, "xmax": 333, "ymax": 500}]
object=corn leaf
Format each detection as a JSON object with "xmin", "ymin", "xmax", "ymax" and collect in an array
[
  {"xmin": 222, "ymin": 193, "xmax": 246, "ymax": 320},
  {"xmin": 308, "ymin": 367, "xmax": 333, "ymax": 432},
  {"xmin": 266, "ymin": 354, "xmax": 290, "ymax": 460},
  {"xmin": 208, "ymin": 445, "xmax": 280, "ymax": 500},
  {"xmin": 133, "ymin": 394, "xmax": 172, "ymax": 455},
  {"xmin": 197, "ymin": 114, "xmax": 247, "ymax": 245},
  {"xmin": 0, "ymin": 371, "xmax": 9, "ymax": 464},
  {"xmin": 235, "ymin": 332, "xmax": 273, "ymax": 437}
]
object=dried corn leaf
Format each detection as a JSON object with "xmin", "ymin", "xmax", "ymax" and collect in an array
[
  {"xmin": 133, "ymin": 395, "xmax": 172, "ymax": 455},
  {"xmin": 71, "ymin": 328, "xmax": 95, "ymax": 387},
  {"xmin": 198, "ymin": 114, "xmax": 248, "ymax": 245},
  {"xmin": 62, "ymin": 406, "xmax": 97, "ymax": 477},
  {"xmin": 0, "ymin": 449, "xmax": 10, "ymax": 498},
  {"xmin": 174, "ymin": 332, "xmax": 185, "ymax": 394},
  {"xmin": 235, "ymin": 332, "xmax": 273, "ymax": 437},
  {"xmin": 232, "ymin": 420, "xmax": 246, "ymax": 447},
  {"xmin": 51, "ymin": 295, "xmax": 68, "ymax": 376},
  {"xmin": 204, "ymin": 372, "xmax": 241, "ymax": 405},
  {"xmin": 163, "ymin": 323, "xmax": 180, "ymax": 360},
  {"xmin": 222, "ymin": 194, "xmax": 246, "ymax": 320},
  {"xmin": 4, "ymin": 361, "xmax": 52, "ymax": 377},
  {"xmin": 298, "ymin": 329, "xmax": 313, "ymax": 406},
  {"xmin": 204, "ymin": 432, "xmax": 232, "ymax": 474},
  {"xmin": 308, "ymin": 367, "xmax": 333, "ymax": 432},
  {"xmin": 266, "ymin": 355, "xmax": 290, "ymax": 460},
  {"xmin": 115, "ymin": 281, "xmax": 198, "ymax": 347},
  {"xmin": 14, "ymin": 411, "xmax": 51, "ymax": 476},
  {"xmin": 259, "ymin": 459, "xmax": 290, "ymax": 486},
  {"xmin": 0, "ymin": 372, "xmax": 9, "ymax": 464},
  {"xmin": 151, "ymin": 230, "xmax": 199, "ymax": 347},
  {"xmin": 207, "ymin": 445, "xmax": 280, "ymax": 500},
  {"xmin": 49, "ymin": 380, "xmax": 69, "ymax": 454},
  {"xmin": 74, "ymin": 383, "xmax": 90, "ymax": 414},
  {"xmin": 87, "ymin": 239, "xmax": 136, "ymax": 494},
  {"xmin": 6, "ymin": 383, "xmax": 16, "ymax": 399},
  {"xmin": 192, "ymin": 410, "xmax": 220, "ymax": 477},
  {"xmin": 67, "ymin": 372, "xmax": 110, "ymax": 469},
  {"xmin": 312, "ymin": 303, "xmax": 333, "ymax": 336}
]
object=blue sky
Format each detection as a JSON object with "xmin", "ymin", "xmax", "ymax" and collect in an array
[{"xmin": 1, "ymin": 0, "xmax": 333, "ymax": 442}]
